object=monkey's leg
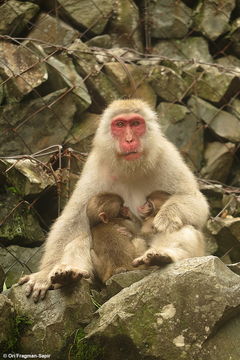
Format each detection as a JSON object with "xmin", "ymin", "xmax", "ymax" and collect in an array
[
  {"xmin": 133, "ymin": 226, "xmax": 205, "ymax": 267},
  {"xmin": 49, "ymin": 236, "xmax": 92, "ymax": 285},
  {"xmin": 132, "ymin": 248, "xmax": 172, "ymax": 267}
]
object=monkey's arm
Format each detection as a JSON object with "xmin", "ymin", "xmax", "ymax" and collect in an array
[
  {"xmin": 153, "ymin": 140, "xmax": 209, "ymax": 233},
  {"xmin": 153, "ymin": 191, "xmax": 209, "ymax": 233},
  {"xmin": 19, "ymin": 155, "xmax": 106, "ymax": 301}
]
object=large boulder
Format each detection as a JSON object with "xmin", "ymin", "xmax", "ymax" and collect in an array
[{"xmin": 86, "ymin": 256, "xmax": 240, "ymax": 360}]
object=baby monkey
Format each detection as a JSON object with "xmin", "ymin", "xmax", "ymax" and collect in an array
[
  {"xmin": 86, "ymin": 193, "xmax": 147, "ymax": 283},
  {"xmin": 134, "ymin": 190, "xmax": 205, "ymax": 267},
  {"xmin": 138, "ymin": 190, "xmax": 171, "ymax": 236}
]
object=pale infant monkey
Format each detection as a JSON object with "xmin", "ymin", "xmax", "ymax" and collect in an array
[
  {"xmin": 86, "ymin": 192, "xmax": 147, "ymax": 283},
  {"xmin": 133, "ymin": 190, "xmax": 206, "ymax": 267}
]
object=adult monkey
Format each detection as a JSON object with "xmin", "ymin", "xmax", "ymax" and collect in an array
[{"xmin": 19, "ymin": 99, "xmax": 209, "ymax": 302}]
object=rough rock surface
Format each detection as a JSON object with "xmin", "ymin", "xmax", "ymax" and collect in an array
[{"xmin": 86, "ymin": 256, "xmax": 240, "ymax": 360}]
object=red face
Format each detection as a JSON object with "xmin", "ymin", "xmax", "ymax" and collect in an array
[{"xmin": 111, "ymin": 113, "xmax": 146, "ymax": 161}]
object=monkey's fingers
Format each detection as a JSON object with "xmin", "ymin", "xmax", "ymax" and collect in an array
[
  {"xmin": 18, "ymin": 275, "xmax": 30, "ymax": 285},
  {"xmin": 132, "ymin": 257, "xmax": 145, "ymax": 267}
]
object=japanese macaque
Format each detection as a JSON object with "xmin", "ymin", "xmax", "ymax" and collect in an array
[
  {"xmin": 138, "ymin": 191, "xmax": 171, "ymax": 236},
  {"xmin": 86, "ymin": 193, "xmax": 146, "ymax": 283},
  {"xmin": 133, "ymin": 191, "xmax": 206, "ymax": 267},
  {"xmin": 19, "ymin": 98, "xmax": 209, "ymax": 302}
]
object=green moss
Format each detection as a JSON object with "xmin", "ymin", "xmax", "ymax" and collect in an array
[
  {"xmin": 2, "ymin": 314, "xmax": 33, "ymax": 353},
  {"xmin": 69, "ymin": 328, "xmax": 103, "ymax": 360}
]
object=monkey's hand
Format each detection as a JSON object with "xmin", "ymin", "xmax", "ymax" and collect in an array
[
  {"xmin": 18, "ymin": 271, "xmax": 53, "ymax": 303},
  {"xmin": 50, "ymin": 265, "xmax": 90, "ymax": 286},
  {"xmin": 153, "ymin": 205, "xmax": 183, "ymax": 233},
  {"xmin": 132, "ymin": 248, "xmax": 173, "ymax": 267},
  {"xmin": 114, "ymin": 225, "xmax": 133, "ymax": 238}
]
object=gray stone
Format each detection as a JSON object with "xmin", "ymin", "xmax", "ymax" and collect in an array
[
  {"xmin": 0, "ymin": 265, "xmax": 5, "ymax": 292},
  {"xmin": 87, "ymin": 35, "xmax": 112, "ymax": 48},
  {"xmin": 0, "ymin": 192, "xmax": 45, "ymax": 246},
  {"xmin": 0, "ymin": 0, "xmax": 39, "ymax": 36},
  {"xmin": 194, "ymin": 0, "xmax": 235, "ymax": 40},
  {"xmin": 108, "ymin": 0, "xmax": 143, "ymax": 51},
  {"xmin": 230, "ymin": 18, "xmax": 240, "ymax": 57},
  {"xmin": 7, "ymin": 280, "xmax": 95, "ymax": 357},
  {"xmin": 86, "ymin": 256, "xmax": 240, "ymax": 360},
  {"xmin": 55, "ymin": 0, "xmax": 114, "ymax": 35},
  {"xmin": 43, "ymin": 53, "xmax": 91, "ymax": 111},
  {"xmin": 229, "ymin": 98, "xmax": 240, "ymax": 120},
  {"xmin": 150, "ymin": 65, "xmax": 188, "ymax": 102},
  {"xmin": 188, "ymin": 96, "xmax": 240, "ymax": 142},
  {"xmin": 201, "ymin": 142, "xmax": 235, "ymax": 182},
  {"xmin": 0, "ymin": 245, "xmax": 44, "ymax": 288},
  {"xmin": 103, "ymin": 269, "xmax": 153, "ymax": 300},
  {"xmin": 153, "ymin": 37, "xmax": 213, "ymax": 63},
  {"xmin": 65, "ymin": 112, "xmax": 99, "ymax": 154},
  {"xmin": 157, "ymin": 102, "xmax": 204, "ymax": 171},
  {"xmin": 0, "ymin": 159, "xmax": 55, "ymax": 196},
  {"xmin": 0, "ymin": 294, "xmax": 15, "ymax": 353},
  {"xmin": 207, "ymin": 217, "xmax": 240, "ymax": 262},
  {"xmin": 28, "ymin": 13, "xmax": 80, "ymax": 54},
  {"xmin": 149, "ymin": 0, "xmax": 192, "ymax": 39},
  {"xmin": 69, "ymin": 40, "xmax": 120, "ymax": 109},
  {"xmin": 105, "ymin": 62, "xmax": 157, "ymax": 108},
  {"xmin": 183, "ymin": 63, "xmax": 240, "ymax": 103},
  {"xmin": 217, "ymin": 55, "xmax": 240, "ymax": 70},
  {"xmin": 0, "ymin": 89, "xmax": 77, "ymax": 156},
  {"xmin": 0, "ymin": 41, "xmax": 47, "ymax": 102}
]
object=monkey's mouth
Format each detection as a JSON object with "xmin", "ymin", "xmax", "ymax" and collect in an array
[{"xmin": 119, "ymin": 151, "xmax": 142, "ymax": 160}]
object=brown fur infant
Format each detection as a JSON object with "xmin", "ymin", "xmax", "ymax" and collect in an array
[{"xmin": 86, "ymin": 192, "xmax": 147, "ymax": 283}]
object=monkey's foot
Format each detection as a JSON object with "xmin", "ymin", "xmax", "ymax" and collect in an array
[
  {"xmin": 18, "ymin": 272, "xmax": 52, "ymax": 303},
  {"xmin": 50, "ymin": 265, "xmax": 90, "ymax": 285},
  {"xmin": 132, "ymin": 249, "xmax": 173, "ymax": 267}
]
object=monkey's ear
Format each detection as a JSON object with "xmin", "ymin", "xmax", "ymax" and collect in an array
[{"xmin": 99, "ymin": 212, "xmax": 109, "ymax": 224}]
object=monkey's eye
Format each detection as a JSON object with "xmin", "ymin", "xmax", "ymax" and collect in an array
[
  {"xmin": 116, "ymin": 121, "xmax": 125, "ymax": 127},
  {"xmin": 131, "ymin": 120, "xmax": 141, "ymax": 126}
]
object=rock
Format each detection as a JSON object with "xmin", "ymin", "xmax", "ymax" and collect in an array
[
  {"xmin": 0, "ymin": 245, "xmax": 44, "ymax": 288},
  {"xmin": 28, "ymin": 13, "xmax": 80, "ymax": 54},
  {"xmin": 53, "ymin": 0, "xmax": 114, "ymax": 35},
  {"xmin": 150, "ymin": 65, "xmax": 188, "ymax": 102},
  {"xmin": 201, "ymin": 142, "xmax": 235, "ymax": 182},
  {"xmin": 149, "ymin": 0, "xmax": 192, "ymax": 39},
  {"xmin": 0, "ymin": 89, "xmax": 77, "ymax": 156},
  {"xmin": 108, "ymin": 0, "xmax": 143, "ymax": 51},
  {"xmin": 87, "ymin": 35, "xmax": 112, "ymax": 48},
  {"xmin": 0, "ymin": 41, "xmax": 47, "ymax": 102},
  {"xmin": 230, "ymin": 18, "xmax": 240, "ymax": 57},
  {"xmin": 0, "ymin": 294, "xmax": 16, "ymax": 353},
  {"xmin": 69, "ymin": 40, "xmax": 120, "ymax": 110},
  {"xmin": 217, "ymin": 55, "xmax": 240, "ymax": 70},
  {"xmin": 0, "ymin": 192, "xmax": 45, "ymax": 246},
  {"xmin": 86, "ymin": 256, "xmax": 240, "ymax": 360},
  {"xmin": 65, "ymin": 112, "xmax": 99, "ymax": 153},
  {"xmin": 228, "ymin": 98, "xmax": 240, "ymax": 120},
  {"xmin": 0, "ymin": 75, "xmax": 4, "ymax": 105},
  {"xmin": 103, "ymin": 269, "xmax": 153, "ymax": 300},
  {"xmin": 194, "ymin": 0, "xmax": 235, "ymax": 40},
  {"xmin": 0, "ymin": 265, "xmax": 5, "ymax": 292},
  {"xmin": 207, "ymin": 217, "xmax": 240, "ymax": 262},
  {"xmin": 153, "ymin": 37, "xmax": 213, "ymax": 63},
  {"xmin": 42, "ymin": 53, "xmax": 91, "ymax": 111},
  {"xmin": 7, "ymin": 280, "xmax": 95, "ymax": 356},
  {"xmin": 0, "ymin": 0, "xmax": 39, "ymax": 36},
  {"xmin": 0, "ymin": 159, "xmax": 55, "ymax": 196},
  {"xmin": 104, "ymin": 62, "xmax": 157, "ymax": 107},
  {"xmin": 157, "ymin": 102, "xmax": 204, "ymax": 171},
  {"xmin": 188, "ymin": 96, "xmax": 240, "ymax": 142},
  {"xmin": 183, "ymin": 63, "xmax": 240, "ymax": 103}
]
